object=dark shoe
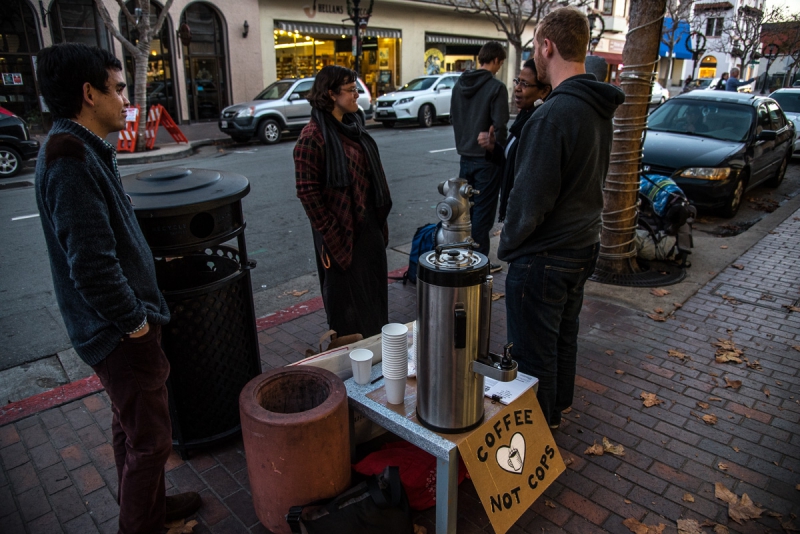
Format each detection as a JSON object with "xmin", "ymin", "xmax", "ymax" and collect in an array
[
  {"xmin": 165, "ymin": 492, "xmax": 202, "ymax": 523},
  {"xmin": 490, "ymin": 263, "xmax": 503, "ymax": 273},
  {"xmin": 548, "ymin": 418, "xmax": 562, "ymax": 430}
]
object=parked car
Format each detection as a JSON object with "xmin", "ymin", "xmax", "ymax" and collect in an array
[
  {"xmin": 374, "ymin": 73, "xmax": 462, "ymax": 128},
  {"xmin": 218, "ymin": 78, "xmax": 373, "ymax": 145},
  {"xmin": 642, "ymin": 91, "xmax": 794, "ymax": 217},
  {"xmin": 0, "ymin": 107, "xmax": 40, "ymax": 178},
  {"xmin": 651, "ymin": 81, "xmax": 669, "ymax": 105},
  {"xmin": 683, "ymin": 78, "xmax": 716, "ymax": 92},
  {"xmin": 769, "ymin": 88, "xmax": 800, "ymax": 158}
]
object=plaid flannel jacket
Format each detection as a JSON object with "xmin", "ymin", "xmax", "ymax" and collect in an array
[{"xmin": 294, "ymin": 119, "xmax": 390, "ymax": 271}]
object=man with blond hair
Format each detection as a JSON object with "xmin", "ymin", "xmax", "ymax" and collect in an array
[{"xmin": 499, "ymin": 7, "xmax": 624, "ymax": 430}]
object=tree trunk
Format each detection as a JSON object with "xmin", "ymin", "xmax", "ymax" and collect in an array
[
  {"xmin": 134, "ymin": 49, "xmax": 149, "ymax": 152},
  {"xmin": 595, "ymin": 0, "xmax": 667, "ymax": 277}
]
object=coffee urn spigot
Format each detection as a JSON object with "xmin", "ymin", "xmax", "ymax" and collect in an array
[{"xmin": 472, "ymin": 342, "xmax": 518, "ymax": 382}]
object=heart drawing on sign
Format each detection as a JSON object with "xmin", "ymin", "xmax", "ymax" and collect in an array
[{"xmin": 495, "ymin": 432, "xmax": 526, "ymax": 474}]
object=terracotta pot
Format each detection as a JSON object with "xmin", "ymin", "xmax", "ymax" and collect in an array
[{"xmin": 239, "ymin": 366, "xmax": 351, "ymax": 533}]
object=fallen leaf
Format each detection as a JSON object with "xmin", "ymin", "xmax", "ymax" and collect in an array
[
  {"xmin": 732, "ymin": 264, "xmax": 744, "ymax": 270},
  {"xmin": 713, "ymin": 525, "xmax": 730, "ymax": 534},
  {"xmin": 709, "ymin": 397, "xmax": 722, "ymax": 401},
  {"xmin": 697, "ymin": 401, "xmax": 709, "ymax": 409},
  {"xmin": 616, "ymin": 370, "xmax": 625, "ymax": 375},
  {"xmin": 724, "ymin": 377, "xmax": 742, "ymax": 389},
  {"xmin": 563, "ymin": 457, "xmax": 574, "ymax": 466},
  {"xmin": 714, "ymin": 482, "xmax": 764, "ymax": 524},
  {"xmin": 720, "ymin": 245, "xmax": 728, "ymax": 249},
  {"xmin": 584, "ymin": 441, "xmax": 604, "ymax": 456},
  {"xmin": 491, "ymin": 292, "xmax": 505, "ymax": 301},
  {"xmin": 718, "ymin": 462, "xmax": 729, "ymax": 470},
  {"xmin": 606, "ymin": 349, "xmax": 615, "ymax": 356},
  {"xmin": 285, "ymin": 289, "xmax": 309, "ymax": 297},
  {"xmin": 703, "ymin": 414, "xmax": 718, "ymax": 425},
  {"xmin": 166, "ymin": 519, "xmax": 198, "ymax": 534},
  {"xmin": 673, "ymin": 302, "xmax": 683, "ymax": 309},
  {"xmin": 780, "ymin": 519, "xmax": 799, "ymax": 532},
  {"xmin": 650, "ymin": 288, "xmax": 670, "ymax": 297},
  {"xmin": 797, "ymin": 484, "xmax": 800, "ymax": 490},
  {"xmin": 562, "ymin": 407, "xmax": 573, "ymax": 414},
  {"xmin": 764, "ymin": 388, "xmax": 770, "ymax": 397},
  {"xmin": 648, "ymin": 313, "xmax": 667, "ymax": 322},
  {"xmin": 641, "ymin": 392, "xmax": 663, "ymax": 407},
  {"xmin": 545, "ymin": 500, "xmax": 556, "ymax": 508},
  {"xmin": 677, "ymin": 518, "xmax": 703, "ymax": 534},
  {"xmin": 668, "ymin": 349, "xmax": 687, "ymax": 360},
  {"xmin": 793, "ymin": 346, "xmax": 800, "ymax": 352},
  {"xmin": 745, "ymin": 360, "xmax": 762, "ymax": 370},
  {"xmin": 646, "ymin": 354, "xmax": 654, "ymax": 359},
  {"xmin": 654, "ymin": 308, "xmax": 664, "ymax": 314},
  {"xmin": 602, "ymin": 437, "xmax": 625, "ymax": 456},
  {"xmin": 733, "ymin": 446, "xmax": 740, "ymax": 452},
  {"xmin": 783, "ymin": 305, "xmax": 800, "ymax": 312},
  {"xmin": 682, "ymin": 493, "xmax": 695, "ymax": 502},
  {"xmin": 624, "ymin": 499, "xmax": 632, "ymax": 504},
  {"xmin": 715, "ymin": 483, "xmax": 738, "ymax": 504},
  {"xmin": 713, "ymin": 339, "xmax": 743, "ymax": 363},
  {"xmin": 623, "ymin": 518, "xmax": 666, "ymax": 534}
]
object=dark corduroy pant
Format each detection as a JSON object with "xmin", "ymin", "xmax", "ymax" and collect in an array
[{"xmin": 92, "ymin": 324, "xmax": 172, "ymax": 534}]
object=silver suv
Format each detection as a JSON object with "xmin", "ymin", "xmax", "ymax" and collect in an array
[{"xmin": 219, "ymin": 77, "xmax": 373, "ymax": 144}]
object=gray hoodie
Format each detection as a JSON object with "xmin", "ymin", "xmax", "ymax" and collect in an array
[
  {"xmin": 498, "ymin": 74, "xmax": 625, "ymax": 261},
  {"xmin": 451, "ymin": 69, "xmax": 509, "ymax": 157}
]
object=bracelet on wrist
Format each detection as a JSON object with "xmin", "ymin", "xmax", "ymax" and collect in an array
[{"xmin": 126, "ymin": 318, "xmax": 148, "ymax": 336}]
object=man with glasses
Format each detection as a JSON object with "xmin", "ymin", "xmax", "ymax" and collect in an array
[{"xmin": 451, "ymin": 41, "xmax": 509, "ymax": 271}]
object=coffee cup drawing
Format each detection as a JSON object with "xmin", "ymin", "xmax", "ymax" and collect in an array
[{"xmin": 495, "ymin": 432, "xmax": 526, "ymax": 474}]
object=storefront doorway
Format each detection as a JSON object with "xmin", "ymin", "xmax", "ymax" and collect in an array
[
  {"xmin": 424, "ymin": 34, "xmax": 507, "ymax": 76},
  {"xmin": 119, "ymin": 1, "xmax": 179, "ymax": 120},
  {"xmin": 0, "ymin": 0, "xmax": 44, "ymax": 131},
  {"xmin": 698, "ymin": 55, "xmax": 717, "ymax": 79},
  {"xmin": 273, "ymin": 21, "xmax": 401, "ymax": 97},
  {"xmin": 181, "ymin": 2, "xmax": 229, "ymax": 121}
]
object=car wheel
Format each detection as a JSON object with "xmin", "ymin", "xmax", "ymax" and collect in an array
[
  {"xmin": 765, "ymin": 153, "xmax": 789, "ymax": 188},
  {"xmin": 257, "ymin": 119, "xmax": 282, "ymax": 145},
  {"xmin": 231, "ymin": 134, "xmax": 250, "ymax": 143},
  {"xmin": 721, "ymin": 173, "xmax": 745, "ymax": 218},
  {"xmin": 0, "ymin": 147, "xmax": 22, "ymax": 178},
  {"xmin": 418, "ymin": 104, "xmax": 434, "ymax": 128},
  {"xmin": 382, "ymin": 121, "xmax": 395, "ymax": 129}
]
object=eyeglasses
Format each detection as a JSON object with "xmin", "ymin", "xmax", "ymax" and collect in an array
[
  {"xmin": 513, "ymin": 78, "xmax": 538, "ymax": 89},
  {"xmin": 340, "ymin": 87, "xmax": 359, "ymax": 94}
]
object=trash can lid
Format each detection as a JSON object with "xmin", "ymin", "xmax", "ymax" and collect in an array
[{"xmin": 122, "ymin": 167, "xmax": 250, "ymax": 216}]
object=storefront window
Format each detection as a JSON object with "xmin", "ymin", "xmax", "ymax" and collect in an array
[
  {"xmin": 50, "ymin": 0, "xmax": 111, "ymax": 51},
  {"xmin": 119, "ymin": 1, "xmax": 178, "ymax": 120},
  {"xmin": 0, "ymin": 0, "xmax": 44, "ymax": 130},
  {"xmin": 425, "ymin": 35, "xmax": 507, "ymax": 77},
  {"xmin": 181, "ymin": 2, "xmax": 229, "ymax": 121},
  {"xmin": 273, "ymin": 22, "xmax": 401, "ymax": 97},
  {"xmin": 698, "ymin": 55, "xmax": 717, "ymax": 79}
]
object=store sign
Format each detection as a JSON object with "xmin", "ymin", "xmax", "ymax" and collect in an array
[
  {"xmin": 303, "ymin": 0, "xmax": 345, "ymax": 18},
  {"xmin": 457, "ymin": 390, "xmax": 566, "ymax": 534},
  {"xmin": 2, "ymin": 73, "xmax": 23, "ymax": 86}
]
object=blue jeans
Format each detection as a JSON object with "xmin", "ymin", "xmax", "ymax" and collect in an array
[
  {"xmin": 459, "ymin": 156, "xmax": 501, "ymax": 256},
  {"xmin": 505, "ymin": 244, "xmax": 599, "ymax": 426}
]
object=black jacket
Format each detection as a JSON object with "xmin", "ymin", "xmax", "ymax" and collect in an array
[
  {"xmin": 498, "ymin": 74, "xmax": 625, "ymax": 261},
  {"xmin": 451, "ymin": 69, "xmax": 509, "ymax": 157}
]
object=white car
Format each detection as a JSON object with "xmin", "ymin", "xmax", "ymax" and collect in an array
[
  {"xmin": 374, "ymin": 73, "xmax": 462, "ymax": 128},
  {"xmin": 770, "ymin": 88, "xmax": 800, "ymax": 157},
  {"xmin": 651, "ymin": 81, "xmax": 669, "ymax": 105}
]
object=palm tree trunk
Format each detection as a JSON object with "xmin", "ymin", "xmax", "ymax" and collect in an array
[{"xmin": 595, "ymin": 0, "xmax": 667, "ymax": 277}]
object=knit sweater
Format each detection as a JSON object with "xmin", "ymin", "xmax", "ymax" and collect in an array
[{"xmin": 35, "ymin": 119, "xmax": 169, "ymax": 366}]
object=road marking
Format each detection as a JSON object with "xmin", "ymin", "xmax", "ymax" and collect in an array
[
  {"xmin": 12, "ymin": 214, "xmax": 39, "ymax": 221},
  {"xmin": 429, "ymin": 147, "xmax": 456, "ymax": 153}
]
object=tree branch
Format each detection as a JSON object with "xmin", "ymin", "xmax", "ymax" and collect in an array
[{"xmin": 94, "ymin": 0, "xmax": 139, "ymax": 56}]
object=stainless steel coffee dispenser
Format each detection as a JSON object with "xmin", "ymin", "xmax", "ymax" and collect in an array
[{"xmin": 416, "ymin": 243, "xmax": 517, "ymax": 433}]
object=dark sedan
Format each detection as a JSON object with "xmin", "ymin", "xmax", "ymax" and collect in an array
[
  {"xmin": 642, "ymin": 91, "xmax": 794, "ymax": 217},
  {"xmin": 0, "ymin": 109, "xmax": 40, "ymax": 178}
]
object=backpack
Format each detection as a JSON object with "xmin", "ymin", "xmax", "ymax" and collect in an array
[{"xmin": 403, "ymin": 222, "xmax": 441, "ymax": 284}]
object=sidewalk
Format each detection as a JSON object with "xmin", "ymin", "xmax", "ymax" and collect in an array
[{"xmin": 1, "ymin": 207, "xmax": 798, "ymax": 533}]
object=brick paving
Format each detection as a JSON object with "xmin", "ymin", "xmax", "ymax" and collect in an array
[{"xmin": 1, "ymin": 209, "xmax": 799, "ymax": 533}]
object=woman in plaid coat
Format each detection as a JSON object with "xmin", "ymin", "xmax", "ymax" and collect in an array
[{"xmin": 294, "ymin": 66, "xmax": 393, "ymax": 338}]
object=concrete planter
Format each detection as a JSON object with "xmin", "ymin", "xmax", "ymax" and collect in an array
[{"xmin": 239, "ymin": 366, "xmax": 351, "ymax": 533}]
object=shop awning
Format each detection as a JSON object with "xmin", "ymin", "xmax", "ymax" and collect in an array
[
  {"xmin": 593, "ymin": 51, "xmax": 623, "ymax": 65},
  {"xmin": 426, "ymin": 33, "xmax": 507, "ymax": 47},
  {"xmin": 274, "ymin": 21, "xmax": 401, "ymax": 39}
]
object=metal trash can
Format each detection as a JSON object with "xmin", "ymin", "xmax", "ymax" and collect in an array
[{"xmin": 123, "ymin": 167, "xmax": 261, "ymax": 458}]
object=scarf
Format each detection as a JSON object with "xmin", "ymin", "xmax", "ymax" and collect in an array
[{"xmin": 310, "ymin": 108, "xmax": 390, "ymax": 208}]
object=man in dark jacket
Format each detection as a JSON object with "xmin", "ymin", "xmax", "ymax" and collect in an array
[
  {"xmin": 451, "ymin": 41, "xmax": 509, "ymax": 270},
  {"xmin": 35, "ymin": 43, "xmax": 200, "ymax": 533},
  {"xmin": 725, "ymin": 67, "xmax": 755, "ymax": 91},
  {"xmin": 498, "ymin": 7, "xmax": 625, "ymax": 430}
]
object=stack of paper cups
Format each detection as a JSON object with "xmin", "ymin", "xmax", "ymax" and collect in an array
[
  {"xmin": 408, "ymin": 320, "xmax": 417, "ymax": 377},
  {"xmin": 381, "ymin": 323, "xmax": 408, "ymax": 404}
]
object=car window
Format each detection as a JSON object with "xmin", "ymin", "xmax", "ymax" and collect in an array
[
  {"xmin": 398, "ymin": 78, "xmax": 436, "ymax": 92},
  {"xmin": 291, "ymin": 80, "xmax": 314, "ymax": 100},
  {"xmin": 767, "ymin": 102, "xmax": 786, "ymax": 130},
  {"xmin": 436, "ymin": 77, "xmax": 456, "ymax": 90},
  {"xmin": 648, "ymin": 100, "xmax": 752, "ymax": 142},
  {"xmin": 255, "ymin": 81, "xmax": 294, "ymax": 100},
  {"xmin": 756, "ymin": 104, "xmax": 771, "ymax": 133},
  {"xmin": 771, "ymin": 92, "xmax": 800, "ymax": 113}
]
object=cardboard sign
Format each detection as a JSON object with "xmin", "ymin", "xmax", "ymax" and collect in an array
[{"xmin": 458, "ymin": 389, "xmax": 565, "ymax": 534}]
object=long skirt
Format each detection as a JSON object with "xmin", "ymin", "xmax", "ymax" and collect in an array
[{"xmin": 312, "ymin": 205, "xmax": 388, "ymax": 339}]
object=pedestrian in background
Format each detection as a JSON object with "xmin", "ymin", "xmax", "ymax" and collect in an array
[
  {"xmin": 295, "ymin": 65, "xmax": 393, "ymax": 339},
  {"xmin": 716, "ymin": 71, "xmax": 729, "ymax": 90},
  {"xmin": 477, "ymin": 58, "xmax": 551, "ymax": 224},
  {"xmin": 34, "ymin": 43, "xmax": 201, "ymax": 533},
  {"xmin": 498, "ymin": 7, "xmax": 624, "ymax": 430},
  {"xmin": 681, "ymin": 75, "xmax": 693, "ymax": 93},
  {"xmin": 726, "ymin": 67, "xmax": 756, "ymax": 91},
  {"xmin": 450, "ymin": 41, "xmax": 509, "ymax": 271}
]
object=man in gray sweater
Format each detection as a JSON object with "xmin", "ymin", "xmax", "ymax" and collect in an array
[
  {"xmin": 451, "ymin": 42, "xmax": 509, "ymax": 270},
  {"xmin": 498, "ymin": 8, "xmax": 624, "ymax": 430},
  {"xmin": 35, "ymin": 43, "xmax": 200, "ymax": 533}
]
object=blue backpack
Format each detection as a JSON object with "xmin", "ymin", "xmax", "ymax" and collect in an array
[{"xmin": 404, "ymin": 222, "xmax": 440, "ymax": 284}]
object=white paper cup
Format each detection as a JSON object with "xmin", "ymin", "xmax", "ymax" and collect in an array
[
  {"xmin": 384, "ymin": 377, "xmax": 407, "ymax": 404},
  {"xmin": 382, "ymin": 323, "xmax": 408, "ymax": 338},
  {"xmin": 349, "ymin": 349, "xmax": 373, "ymax": 385}
]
